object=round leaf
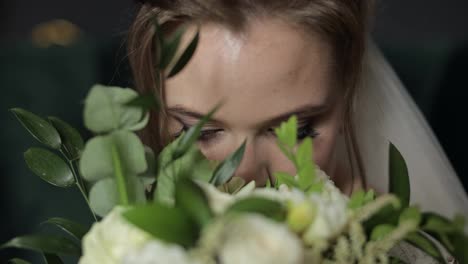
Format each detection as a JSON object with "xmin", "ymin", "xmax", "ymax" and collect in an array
[
  {"xmin": 370, "ymin": 224, "xmax": 395, "ymax": 241},
  {"xmin": 1, "ymin": 235, "xmax": 81, "ymax": 256},
  {"xmin": 11, "ymin": 108, "xmax": 61, "ymax": 149},
  {"xmin": 24, "ymin": 148, "xmax": 75, "ymax": 187},
  {"xmin": 83, "ymin": 85, "xmax": 145, "ymax": 133},
  {"xmin": 48, "ymin": 117, "xmax": 84, "ymax": 160},
  {"xmin": 399, "ymin": 206, "xmax": 421, "ymax": 226}
]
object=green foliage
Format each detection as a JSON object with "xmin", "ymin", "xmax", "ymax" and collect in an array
[
  {"xmin": 348, "ymin": 189, "xmax": 376, "ymax": 210},
  {"xmin": 83, "ymin": 85, "xmax": 146, "ymax": 133},
  {"xmin": 123, "ymin": 204, "xmax": 198, "ymax": 248},
  {"xmin": 175, "ymin": 179, "xmax": 213, "ymax": 228},
  {"xmin": 405, "ymin": 232, "xmax": 444, "ymax": 261},
  {"xmin": 125, "ymin": 94, "xmax": 159, "ymax": 112},
  {"xmin": 48, "ymin": 117, "xmax": 84, "ymax": 161},
  {"xmin": 24, "ymin": 148, "xmax": 75, "ymax": 187},
  {"xmin": 7, "ymin": 259, "xmax": 31, "ymax": 264},
  {"xmin": 41, "ymin": 218, "xmax": 88, "ymax": 242},
  {"xmin": 225, "ymin": 197, "xmax": 286, "ymax": 222},
  {"xmin": 159, "ymin": 25, "xmax": 186, "ymax": 70},
  {"xmin": 43, "ymin": 254, "xmax": 64, "ymax": 264},
  {"xmin": 210, "ymin": 140, "xmax": 246, "ymax": 186},
  {"xmin": 274, "ymin": 116, "xmax": 297, "ymax": 148},
  {"xmin": 167, "ymin": 31, "xmax": 200, "ymax": 78},
  {"xmin": 389, "ymin": 143, "xmax": 410, "ymax": 208},
  {"xmin": 371, "ymin": 224, "xmax": 395, "ymax": 241},
  {"xmin": 11, "ymin": 108, "xmax": 62, "ymax": 149},
  {"xmin": 1, "ymin": 235, "xmax": 81, "ymax": 256}
]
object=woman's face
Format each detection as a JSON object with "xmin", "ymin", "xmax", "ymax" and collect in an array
[{"xmin": 165, "ymin": 18, "xmax": 344, "ymax": 186}]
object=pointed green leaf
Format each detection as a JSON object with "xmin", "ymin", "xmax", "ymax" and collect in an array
[
  {"xmin": 173, "ymin": 104, "xmax": 220, "ymax": 159},
  {"xmin": 296, "ymin": 137, "xmax": 313, "ymax": 168},
  {"xmin": 160, "ymin": 25, "xmax": 186, "ymax": 70},
  {"xmin": 123, "ymin": 203, "xmax": 198, "ymax": 247},
  {"xmin": 167, "ymin": 30, "xmax": 199, "ymax": 78},
  {"xmin": 274, "ymin": 116, "xmax": 297, "ymax": 148},
  {"xmin": 7, "ymin": 258, "xmax": 31, "ymax": 264},
  {"xmin": 1, "ymin": 235, "xmax": 80, "ymax": 256},
  {"xmin": 42, "ymin": 217, "xmax": 88, "ymax": 241},
  {"xmin": 48, "ymin": 117, "xmax": 84, "ymax": 160},
  {"xmin": 348, "ymin": 190, "xmax": 366, "ymax": 210},
  {"xmin": 43, "ymin": 254, "xmax": 64, "ymax": 264},
  {"xmin": 389, "ymin": 143, "xmax": 410, "ymax": 208},
  {"xmin": 225, "ymin": 177, "xmax": 246, "ymax": 194},
  {"xmin": 399, "ymin": 206, "xmax": 421, "ymax": 226},
  {"xmin": 274, "ymin": 171, "xmax": 298, "ymax": 188},
  {"xmin": 24, "ymin": 148, "xmax": 74, "ymax": 187},
  {"xmin": 370, "ymin": 224, "xmax": 395, "ymax": 241},
  {"xmin": 175, "ymin": 179, "xmax": 213, "ymax": 228},
  {"xmin": 405, "ymin": 232, "xmax": 444, "ymax": 262},
  {"xmin": 211, "ymin": 141, "xmax": 246, "ymax": 186},
  {"xmin": 226, "ymin": 197, "xmax": 286, "ymax": 221},
  {"xmin": 125, "ymin": 93, "xmax": 159, "ymax": 112},
  {"xmin": 11, "ymin": 108, "xmax": 61, "ymax": 149}
]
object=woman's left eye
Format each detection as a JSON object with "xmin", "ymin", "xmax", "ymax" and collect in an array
[
  {"xmin": 198, "ymin": 129, "xmax": 224, "ymax": 142},
  {"xmin": 266, "ymin": 121, "xmax": 319, "ymax": 140}
]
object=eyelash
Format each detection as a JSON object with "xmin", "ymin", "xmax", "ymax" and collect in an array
[{"xmin": 174, "ymin": 121, "xmax": 319, "ymax": 142}]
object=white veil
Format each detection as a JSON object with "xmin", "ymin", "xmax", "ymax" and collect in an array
[{"xmin": 354, "ymin": 41, "xmax": 468, "ymax": 218}]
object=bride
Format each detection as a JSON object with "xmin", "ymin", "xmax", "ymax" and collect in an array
[{"xmin": 128, "ymin": 0, "xmax": 468, "ymax": 226}]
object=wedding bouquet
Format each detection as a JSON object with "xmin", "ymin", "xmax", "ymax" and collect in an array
[{"xmin": 2, "ymin": 24, "xmax": 467, "ymax": 264}]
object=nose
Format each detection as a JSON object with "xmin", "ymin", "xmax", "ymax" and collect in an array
[{"xmin": 232, "ymin": 139, "xmax": 268, "ymax": 185}]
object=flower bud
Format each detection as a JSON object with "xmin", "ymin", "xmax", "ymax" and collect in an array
[{"xmin": 287, "ymin": 201, "xmax": 317, "ymax": 233}]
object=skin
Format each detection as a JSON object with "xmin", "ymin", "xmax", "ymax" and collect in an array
[{"xmin": 164, "ymin": 17, "xmax": 355, "ymax": 192}]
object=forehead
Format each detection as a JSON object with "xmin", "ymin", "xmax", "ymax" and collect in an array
[{"xmin": 165, "ymin": 18, "xmax": 334, "ymax": 126}]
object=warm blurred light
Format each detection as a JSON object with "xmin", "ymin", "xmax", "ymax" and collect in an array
[{"xmin": 31, "ymin": 19, "xmax": 82, "ymax": 48}]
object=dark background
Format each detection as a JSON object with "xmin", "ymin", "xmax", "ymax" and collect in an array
[{"xmin": 1, "ymin": 0, "xmax": 467, "ymax": 262}]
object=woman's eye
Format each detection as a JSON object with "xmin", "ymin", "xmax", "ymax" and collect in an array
[
  {"xmin": 174, "ymin": 126, "xmax": 223, "ymax": 142},
  {"xmin": 297, "ymin": 123, "xmax": 319, "ymax": 140}
]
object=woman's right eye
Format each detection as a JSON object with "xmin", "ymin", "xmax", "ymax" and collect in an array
[{"xmin": 174, "ymin": 125, "xmax": 223, "ymax": 143}]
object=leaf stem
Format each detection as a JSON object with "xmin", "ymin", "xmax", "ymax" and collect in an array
[
  {"xmin": 111, "ymin": 144, "xmax": 130, "ymax": 205},
  {"xmin": 68, "ymin": 159, "xmax": 98, "ymax": 222}
]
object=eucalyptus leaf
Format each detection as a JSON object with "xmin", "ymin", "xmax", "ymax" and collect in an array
[
  {"xmin": 79, "ymin": 131, "xmax": 147, "ymax": 182},
  {"xmin": 226, "ymin": 197, "xmax": 286, "ymax": 221},
  {"xmin": 89, "ymin": 177, "xmax": 145, "ymax": 217},
  {"xmin": 167, "ymin": 30, "xmax": 199, "ymax": 78},
  {"xmin": 1, "ymin": 234, "xmax": 81, "ymax": 256},
  {"xmin": 43, "ymin": 254, "xmax": 64, "ymax": 264},
  {"xmin": 83, "ymin": 85, "xmax": 145, "ymax": 133},
  {"xmin": 175, "ymin": 179, "xmax": 213, "ymax": 228},
  {"xmin": 48, "ymin": 117, "xmax": 84, "ymax": 160},
  {"xmin": 389, "ymin": 143, "xmax": 410, "ymax": 208},
  {"xmin": 11, "ymin": 108, "xmax": 61, "ymax": 149},
  {"xmin": 7, "ymin": 259, "xmax": 31, "ymax": 264},
  {"xmin": 211, "ymin": 140, "xmax": 246, "ymax": 186},
  {"xmin": 123, "ymin": 203, "xmax": 198, "ymax": 248},
  {"xmin": 41, "ymin": 217, "xmax": 88, "ymax": 241},
  {"xmin": 405, "ymin": 232, "xmax": 444, "ymax": 262},
  {"xmin": 24, "ymin": 148, "xmax": 75, "ymax": 187}
]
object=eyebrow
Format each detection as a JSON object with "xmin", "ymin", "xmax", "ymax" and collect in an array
[{"xmin": 167, "ymin": 103, "xmax": 329, "ymax": 127}]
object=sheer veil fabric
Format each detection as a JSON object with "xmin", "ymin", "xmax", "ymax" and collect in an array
[{"xmin": 354, "ymin": 41, "xmax": 468, "ymax": 219}]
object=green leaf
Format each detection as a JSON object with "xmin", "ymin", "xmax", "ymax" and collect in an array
[
  {"xmin": 79, "ymin": 131, "xmax": 147, "ymax": 182},
  {"xmin": 297, "ymin": 162, "xmax": 315, "ymax": 191},
  {"xmin": 405, "ymin": 232, "xmax": 444, "ymax": 262},
  {"xmin": 167, "ymin": 30, "xmax": 199, "ymax": 78},
  {"xmin": 370, "ymin": 224, "xmax": 395, "ymax": 241},
  {"xmin": 155, "ymin": 145, "xmax": 212, "ymax": 206},
  {"xmin": 89, "ymin": 177, "xmax": 145, "ymax": 217},
  {"xmin": 274, "ymin": 116, "xmax": 297, "ymax": 148},
  {"xmin": 274, "ymin": 171, "xmax": 298, "ymax": 189},
  {"xmin": 47, "ymin": 117, "xmax": 84, "ymax": 160},
  {"xmin": 348, "ymin": 190, "xmax": 366, "ymax": 210},
  {"xmin": 389, "ymin": 257, "xmax": 407, "ymax": 264},
  {"xmin": 173, "ymin": 105, "xmax": 220, "ymax": 159},
  {"xmin": 389, "ymin": 143, "xmax": 410, "ymax": 208},
  {"xmin": 295, "ymin": 137, "xmax": 313, "ymax": 168},
  {"xmin": 123, "ymin": 203, "xmax": 198, "ymax": 247},
  {"xmin": 1, "ymin": 235, "xmax": 81, "ymax": 256},
  {"xmin": 7, "ymin": 259, "xmax": 31, "ymax": 264},
  {"xmin": 83, "ymin": 85, "xmax": 145, "ymax": 133},
  {"xmin": 43, "ymin": 254, "xmax": 64, "ymax": 264},
  {"xmin": 24, "ymin": 148, "xmax": 75, "ymax": 187},
  {"xmin": 224, "ymin": 177, "xmax": 246, "ymax": 194},
  {"xmin": 160, "ymin": 25, "xmax": 186, "ymax": 70},
  {"xmin": 399, "ymin": 206, "xmax": 421, "ymax": 226},
  {"xmin": 175, "ymin": 179, "xmax": 213, "ymax": 228},
  {"xmin": 210, "ymin": 141, "xmax": 246, "ymax": 186},
  {"xmin": 226, "ymin": 197, "xmax": 286, "ymax": 221},
  {"xmin": 41, "ymin": 217, "xmax": 88, "ymax": 241},
  {"xmin": 11, "ymin": 108, "xmax": 61, "ymax": 149}
]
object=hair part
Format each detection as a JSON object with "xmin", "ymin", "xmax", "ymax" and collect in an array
[{"xmin": 128, "ymin": 0, "xmax": 374, "ymax": 189}]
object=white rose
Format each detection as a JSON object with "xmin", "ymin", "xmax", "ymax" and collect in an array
[
  {"xmin": 122, "ymin": 241, "xmax": 196, "ymax": 264},
  {"xmin": 79, "ymin": 207, "xmax": 152, "ymax": 264},
  {"xmin": 203, "ymin": 214, "xmax": 304, "ymax": 264}
]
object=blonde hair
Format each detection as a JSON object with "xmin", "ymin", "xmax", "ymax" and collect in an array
[{"xmin": 128, "ymin": 0, "xmax": 374, "ymax": 186}]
